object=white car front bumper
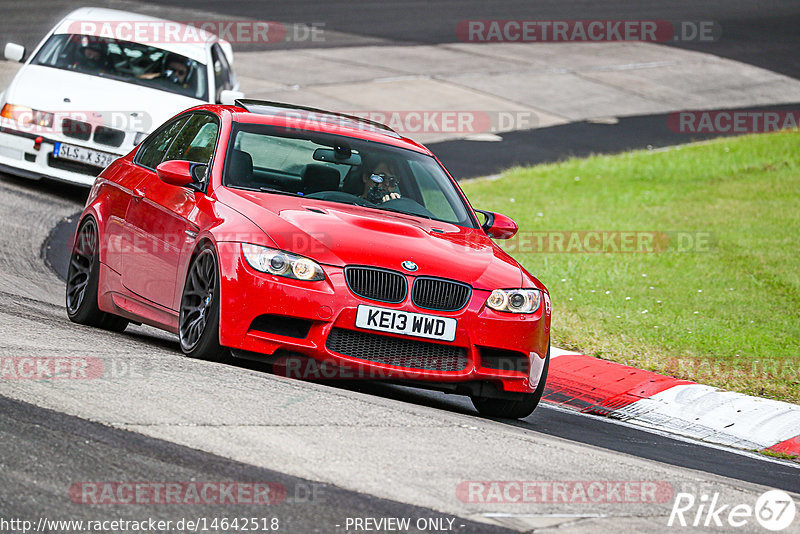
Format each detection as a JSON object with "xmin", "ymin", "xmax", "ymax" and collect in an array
[{"xmin": 0, "ymin": 127, "xmax": 124, "ymax": 187}]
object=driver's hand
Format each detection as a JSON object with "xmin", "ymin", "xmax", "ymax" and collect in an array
[{"xmin": 381, "ymin": 192, "xmax": 401, "ymax": 202}]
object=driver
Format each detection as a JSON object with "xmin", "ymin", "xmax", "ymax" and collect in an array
[
  {"xmin": 163, "ymin": 53, "xmax": 191, "ymax": 86},
  {"xmin": 139, "ymin": 53, "xmax": 191, "ymax": 88},
  {"xmin": 360, "ymin": 156, "xmax": 402, "ymax": 204}
]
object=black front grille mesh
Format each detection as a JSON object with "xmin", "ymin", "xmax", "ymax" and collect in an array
[
  {"xmin": 412, "ymin": 277, "xmax": 472, "ymax": 311},
  {"xmin": 345, "ymin": 266, "xmax": 407, "ymax": 303},
  {"xmin": 94, "ymin": 126, "xmax": 125, "ymax": 147},
  {"xmin": 326, "ymin": 328, "xmax": 467, "ymax": 372}
]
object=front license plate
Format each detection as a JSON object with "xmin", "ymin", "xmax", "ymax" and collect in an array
[
  {"xmin": 355, "ymin": 305, "xmax": 457, "ymax": 342},
  {"xmin": 53, "ymin": 142, "xmax": 117, "ymax": 169}
]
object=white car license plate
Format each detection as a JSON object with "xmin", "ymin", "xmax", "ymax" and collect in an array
[
  {"xmin": 53, "ymin": 142, "xmax": 117, "ymax": 169},
  {"xmin": 355, "ymin": 305, "xmax": 457, "ymax": 342}
]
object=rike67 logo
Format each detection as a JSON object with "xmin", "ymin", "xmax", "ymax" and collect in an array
[{"xmin": 669, "ymin": 490, "xmax": 796, "ymax": 531}]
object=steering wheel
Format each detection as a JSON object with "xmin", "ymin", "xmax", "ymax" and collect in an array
[{"xmin": 115, "ymin": 54, "xmax": 155, "ymax": 77}]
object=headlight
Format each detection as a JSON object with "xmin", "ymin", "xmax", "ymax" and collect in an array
[
  {"xmin": 241, "ymin": 243, "xmax": 324, "ymax": 281},
  {"xmin": 486, "ymin": 289, "xmax": 541, "ymax": 314},
  {"xmin": 0, "ymin": 103, "xmax": 54, "ymax": 128}
]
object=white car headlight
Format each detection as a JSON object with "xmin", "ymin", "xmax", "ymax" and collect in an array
[
  {"xmin": 241, "ymin": 243, "xmax": 324, "ymax": 281},
  {"xmin": 1, "ymin": 103, "xmax": 54, "ymax": 128},
  {"xmin": 486, "ymin": 289, "xmax": 541, "ymax": 314}
]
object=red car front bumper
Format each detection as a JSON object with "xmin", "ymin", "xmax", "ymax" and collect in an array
[{"xmin": 217, "ymin": 247, "xmax": 550, "ymax": 395}]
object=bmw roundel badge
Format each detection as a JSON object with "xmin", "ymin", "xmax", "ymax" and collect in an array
[{"xmin": 401, "ymin": 260, "xmax": 418, "ymax": 272}]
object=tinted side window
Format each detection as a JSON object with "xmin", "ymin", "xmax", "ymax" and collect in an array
[
  {"xmin": 136, "ymin": 117, "xmax": 189, "ymax": 169},
  {"xmin": 163, "ymin": 114, "xmax": 220, "ymax": 167}
]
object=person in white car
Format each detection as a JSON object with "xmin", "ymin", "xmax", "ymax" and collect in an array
[
  {"xmin": 138, "ymin": 53, "xmax": 194, "ymax": 93},
  {"xmin": 70, "ymin": 37, "xmax": 113, "ymax": 75}
]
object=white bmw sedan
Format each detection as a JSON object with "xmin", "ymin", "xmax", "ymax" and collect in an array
[{"xmin": 0, "ymin": 7, "xmax": 243, "ymax": 186}]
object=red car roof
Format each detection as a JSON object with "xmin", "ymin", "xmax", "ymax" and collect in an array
[{"xmin": 206, "ymin": 102, "xmax": 434, "ymax": 155}]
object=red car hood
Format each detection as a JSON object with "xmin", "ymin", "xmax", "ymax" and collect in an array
[{"xmin": 216, "ymin": 188, "xmax": 525, "ymax": 291}]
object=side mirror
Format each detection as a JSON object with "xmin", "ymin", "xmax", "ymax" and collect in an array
[
  {"xmin": 475, "ymin": 209, "xmax": 518, "ymax": 239},
  {"xmin": 155, "ymin": 160, "xmax": 199, "ymax": 187},
  {"xmin": 4, "ymin": 43, "xmax": 25, "ymax": 63},
  {"xmin": 219, "ymin": 89, "xmax": 245, "ymax": 105}
]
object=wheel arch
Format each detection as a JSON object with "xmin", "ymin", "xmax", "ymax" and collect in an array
[{"xmin": 75, "ymin": 198, "xmax": 110, "ymax": 264}]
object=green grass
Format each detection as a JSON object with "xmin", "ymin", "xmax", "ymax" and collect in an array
[
  {"xmin": 460, "ymin": 131, "xmax": 800, "ymax": 403},
  {"xmin": 759, "ymin": 449, "xmax": 800, "ymax": 463}
]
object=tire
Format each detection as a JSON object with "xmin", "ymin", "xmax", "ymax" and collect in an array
[
  {"xmin": 179, "ymin": 245, "xmax": 231, "ymax": 362},
  {"xmin": 471, "ymin": 345, "xmax": 550, "ymax": 419},
  {"xmin": 66, "ymin": 217, "xmax": 129, "ymax": 333}
]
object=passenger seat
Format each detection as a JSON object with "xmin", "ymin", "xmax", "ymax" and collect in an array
[
  {"xmin": 229, "ymin": 149, "xmax": 254, "ymax": 185},
  {"xmin": 302, "ymin": 164, "xmax": 340, "ymax": 195}
]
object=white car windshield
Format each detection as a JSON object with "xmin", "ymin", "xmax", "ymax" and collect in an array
[
  {"xmin": 223, "ymin": 124, "xmax": 477, "ymax": 228},
  {"xmin": 30, "ymin": 34, "xmax": 208, "ymax": 100}
]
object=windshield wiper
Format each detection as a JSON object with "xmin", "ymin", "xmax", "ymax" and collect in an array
[{"xmin": 373, "ymin": 205, "xmax": 435, "ymax": 220}]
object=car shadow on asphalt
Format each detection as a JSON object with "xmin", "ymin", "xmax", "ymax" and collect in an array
[
  {"xmin": 117, "ymin": 326, "xmax": 530, "ymax": 424},
  {"xmin": 120, "ymin": 327, "xmax": 185, "ymax": 353}
]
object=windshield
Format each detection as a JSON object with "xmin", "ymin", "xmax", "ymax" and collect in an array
[
  {"xmin": 223, "ymin": 124, "xmax": 476, "ymax": 227},
  {"xmin": 30, "ymin": 34, "xmax": 208, "ymax": 100}
]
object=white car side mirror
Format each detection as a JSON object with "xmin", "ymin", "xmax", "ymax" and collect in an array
[
  {"xmin": 219, "ymin": 89, "xmax": 245, "ymax": 105},
  {"xmin": 4, "ymin": 43, "xmax": 25, "ymax": 63}
]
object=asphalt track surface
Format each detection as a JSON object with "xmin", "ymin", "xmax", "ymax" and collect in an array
[
  {"xmin": 1, "ymin": 394, "xmax": 513, "ymax": 534},
  {"xmin": 2, "ymin": 1, "xmax": 800, "ymax": 532},
  {"xmin": 430, "ymin": 102, "xmax": 800, "ymax": 178}
]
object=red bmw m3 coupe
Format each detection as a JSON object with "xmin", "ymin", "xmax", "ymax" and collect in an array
[{"xmin": 66, "ymin": 100, "xmax": 551, "ymax": 419}]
